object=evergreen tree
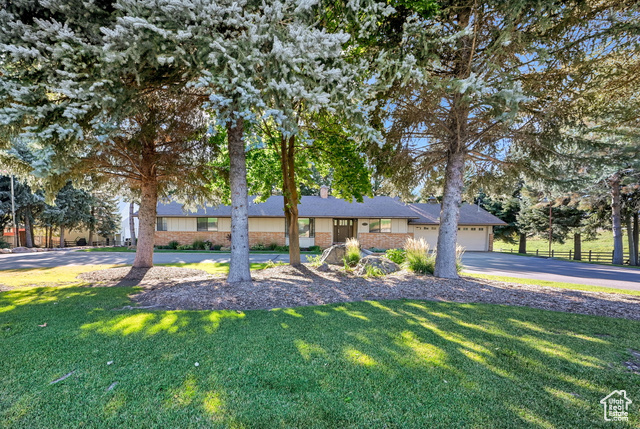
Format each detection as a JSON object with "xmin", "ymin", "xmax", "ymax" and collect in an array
[{"xmin": 370, "ymin": 0, "xmax": 637, "ymax": 278}]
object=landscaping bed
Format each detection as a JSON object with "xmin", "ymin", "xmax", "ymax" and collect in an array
[{"xmin": 76, "ymin": 264, "xmax": 640, "ymax": 320}]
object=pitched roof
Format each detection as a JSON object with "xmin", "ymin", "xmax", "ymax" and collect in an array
[
  {"xmin": 154, "ymin": 196, "xmax": 420, "ymax": 219},
  {"xmin": 408, "ymin": 203, "xmax": 507, "ymax": 226}
]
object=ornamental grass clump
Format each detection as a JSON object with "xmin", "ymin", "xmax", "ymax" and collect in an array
[
  {"xmin": 456, "ymin": 245, "xmax": 465, "ymax": 273},
  {"xmin": 344, "ymin": 238, "xmax": 361, "ymax": 267},
  {"xmin": 403, "ymin": 238, "xmax": 435, "ymax": 275}
]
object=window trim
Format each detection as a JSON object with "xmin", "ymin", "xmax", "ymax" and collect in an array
[
  {"xmin": 285, "ymin": 217, "xmax": 315, "ymax": 238},
  {"xmin": 197, "ymin": 217, "xmax": 218, "ymax": 232},
  {"xmin": 156, "ymin": 217, "xmax": 167, "ymax": 232},
  {"xmin": 368, "ymin": 218, "xmax": 391, "ymax": 233}
]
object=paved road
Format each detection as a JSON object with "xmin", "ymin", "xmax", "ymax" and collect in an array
[
  {"xmin": 0, "ymin": 250, "xmax": 291, "ymax": 270},
  {"xmin": 1, "ymin": 250, "xmax": 638, "ymax": 292},
  {"xmin": 461, "ymin": 252, "xmax": 640, "ymax": 291}
]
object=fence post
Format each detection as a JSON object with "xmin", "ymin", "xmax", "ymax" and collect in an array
[
  {"xmin": 536, "ymin": 249, "xmax": 539, "ymax": 256},
  {"xmin": 589, "ymin": 250, "xmax": 592, "ymax": 262},
  {"xmin": 612, "ymin": 250, "xmax": 615, "ymax": 264},
  {"xmin": 551, "ymin": 249, "xmax": 554, "ymax": 258},
  {"xmin": 569, "ymin": 250, "xmax": 572, "ymax": 260}
]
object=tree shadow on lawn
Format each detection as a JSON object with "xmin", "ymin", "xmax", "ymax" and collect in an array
[{"xmin": 1, "ymin": 285, "xmax": 639, "ymax": 428}]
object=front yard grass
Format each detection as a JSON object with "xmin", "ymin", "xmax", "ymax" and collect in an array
[
  {"xmin": 0, "ymin": 263, "xmax": 268, "ymax": 289},
  {"xmin": 1, "ymin": 286, "xmax": 638, "ymax": 428}
]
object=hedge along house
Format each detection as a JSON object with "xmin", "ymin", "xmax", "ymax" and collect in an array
[{"xmin": 149, "ymin": 187, "xmax": 506, "ymax": 251}]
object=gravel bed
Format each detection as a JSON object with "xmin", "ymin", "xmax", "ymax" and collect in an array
[{"xmin": 126, "ymin": 264, "xmax": 640, "ymax": 320}]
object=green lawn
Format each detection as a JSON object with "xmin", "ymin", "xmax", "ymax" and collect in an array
[
  {"xmin": 1, "ymin": 286, "xmax": 638, "ymax": 428},
  {"xmin": 496, "ymin": 231, "xmax": 629, "ymax": 254},
  {"xmin": 463, "ymin": 273, "xmax": 640, "ymax": 296},
  {"xmin": 0, "ymin": 263, "xmax": 269, "ymax": 288}
]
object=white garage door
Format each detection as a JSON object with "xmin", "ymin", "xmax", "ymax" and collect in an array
[
  {"xmin": 411, "ymin": 226, "xmax": 439, "ymax": 249},
  {"xmin": 456, "ymin": 226, "xmax": 488, "ymax": 251},
  {"xmin": 411, "ymin": 225, "xmax": 488, "ymax": 251}
]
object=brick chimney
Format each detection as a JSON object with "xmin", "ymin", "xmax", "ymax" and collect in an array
[{"xmin": 320, "ymin": 185, "xmax": 329, "ymax": 199}]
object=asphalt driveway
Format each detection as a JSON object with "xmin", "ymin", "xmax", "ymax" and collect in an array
[
  {"xmin": 0, "ymin": 249, "xmax": 638, "ymax": 292},
  {"xmin": 461, "ymin": 252, "xmax": 640, "ymax": 291}
]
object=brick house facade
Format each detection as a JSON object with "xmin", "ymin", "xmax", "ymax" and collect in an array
[{"xmin": 146, "ymin": 191, "xmax": 506, "ymax": 251}]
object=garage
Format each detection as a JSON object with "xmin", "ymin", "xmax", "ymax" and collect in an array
[{"xmin": 408, "ymin": 203, "xmax": 506, "ymax": 252}]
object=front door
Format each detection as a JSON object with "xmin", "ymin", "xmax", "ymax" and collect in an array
[{"xmin": 333, "ymin": 219, "xmax": 355, "ymax": 243}]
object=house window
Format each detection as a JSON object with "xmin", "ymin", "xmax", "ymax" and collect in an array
[
  {"xmin": 463, "ymin": 227, "xmax": 468, "ymax": 231},
  {"xmin": 471, "ymin": 227, "xmax": 476, "ymax": 231},
  {"xmin": 479, "ymin": 227, "xmax": 484, "ymax": 231},
  {"xmin": 431, "ymin": 227, "xmax": 437, "ymax": 230},
  {"xmin": 157, "ymin": 217, "xmax": 167, "ymax": 231},
  {"xmin": 369, "ymin": 219, "xmax": 391, "ymax": 233},
  {"xmin": 197, "ymin": 217, "xmax": 218, "ymax": 232},
  {"xmin": 285, "ymin": 218, "xmax": 315, "ymax": 237}
]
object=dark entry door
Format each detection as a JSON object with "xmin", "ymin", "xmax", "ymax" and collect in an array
[{"xmin": 333, "ymin": 219, "xmax": 355, "ymax": 243}]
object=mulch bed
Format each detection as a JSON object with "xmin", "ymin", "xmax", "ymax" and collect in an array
[
  {"xmin": 78, "ymin": 264, "xmax": 640, "ymax": 321},
  {"xmin": 78, "ymin": 266, "xmax": 210, "ymax": 287}
]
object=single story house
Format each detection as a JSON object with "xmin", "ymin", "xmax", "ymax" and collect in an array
[{"xmin": 148, "ymin": 187, "xmax": 506, "ymax": 251}]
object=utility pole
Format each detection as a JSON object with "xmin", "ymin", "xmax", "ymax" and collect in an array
[
  {"xmin": 548, "ymin": 203, "xmax": 552, "ymax": 257},
  {"xmin": 10, "ymin": 175, "xmax": 18, "ymax": 248}
]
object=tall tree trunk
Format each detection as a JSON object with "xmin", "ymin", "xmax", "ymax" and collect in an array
[
  {"xmin": 60, "ymin": 226, "xmax": 65, "ymax": 248},
  {"xmin": 518, "ymin": 233, "xmax": 527, "ymax": 254},
  {"xmin": 573, "ymin": 233, "xmax": 582, "ymax": 260},
  {"xmin": 48, "ymin": 226, "xmax": 52, "ymax": 248},
  {"xmin": 281, "ymin": 135, "xmax": 301, "ymax": 266},
  {"xmin": 626, "ymin": 216, "xmax": 635, "ymax": 266},
  {"xmin": 434, "ymin": 5, "xmax": 472, "ymax": 279},
  {"xmin": 88, "ymin": 206, "xmax": 95, "ymax": 246},
  {"xmin": 227, "ymin": 115, "xmax": 251, "ymax": 283},
  {"xmin": 133, "ymin": 178, "xmax": 158, "ymax": 268},
  {"xmin": 634, "ymin": 212, "xmax": 639, "ymax": 266},
  {"xmin": 434, "ymin": 150, "xmax": 465, "ymax": 279},
  {"xmin": 132, "ymin": 138, "xmax": 159, "ymax": 269},
  {"xmin": 129, "ymin": 202, "xmax": 137, "ymax": 246},
  {"xmin": 609, "ymin": 173, "xmax": 623, "ymax": 265},
  {"xmin": 24, "ymin": 211, "xmax": 33, "ymax": 248}
]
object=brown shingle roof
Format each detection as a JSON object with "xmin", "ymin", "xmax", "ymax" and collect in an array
[
  {"xmin": 408, "ymin": 203, "xmax": 507, "ymax": 226},
  {"xmin": 154, "ymin": 196, "xmax": 419, "ymax": 219}
]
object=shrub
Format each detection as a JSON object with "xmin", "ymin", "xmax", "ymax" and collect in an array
[
  {"xmin": 385, "ymin": 248, "xmax": 406, "ymax": 265},
  {"xmin": 167, "ymin": 240, "xmax": 179, "ymax": 250},
  {"xmin": 403, "ymin": 238, "xmax": 435, "ymax": 275},
  {"xmin": 343, "ymin": 238, "xmax": 361, "ymax": 267},
  {"xmin": 264, "ymin": 260, "xmax": 286, "ymax": 269},
  {"xmin": 0, "ymin": 239, "xmax": 10, "ymax": 249},
  {"xmin": 307, "ymin": 245, "xmax": 322, "ymax": 253},
  {"xmin": 275, "ymin": 245, "xmax": 289, "ymax": 252},
  {"xmin": 364, "ymin": 264, "xmax": 385, "ymax": 278},
  {"xmin": 306, "ymin": 254, "xmax": 323, "ymax": 267},
  {"xmin": 192, "ymin": 239, "xmax": 207, "ymax": 250},
  {"xmin": 211, "ymin": 244, "xmax": 222, "ymax": 251},
  {"xmin": 268, "ymin": 242, "xmax": 278, "ymax": 250},
  {"xmin": 177, "ymin": 244, "xmax": 193, "ymax": 251},
  {"xmin": 251, "ymin": 243, "xmax": 268, "ymax": 251}
]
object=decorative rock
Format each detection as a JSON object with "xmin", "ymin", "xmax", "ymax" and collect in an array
[
  {"xmin": 0, "ymin": 248, "xmax": 11, "ymax": 254},
  {"xmin": 354, "ymin": 255, "xmax": 400, "ymax": 276},
  {"xmin": 319, "ymin": 244, "xmax": 346, "ymax": 265},
  {"xmin": 220, "ymin": 246, "xmax": 231, "ymax": 251},
  {"xmin": 316, "ymin": 263, "xmax": 330, "ymax": 272},
  {"xmin": 11, "ymin": 247, "xmax": 35, "ymax": 253}
]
